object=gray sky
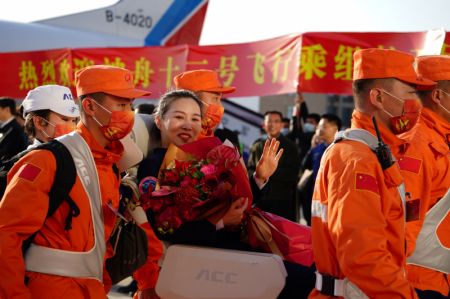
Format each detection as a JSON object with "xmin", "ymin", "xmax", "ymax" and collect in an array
[{"xmin": 0, "ymin": 0, "xmax": 449, "ymax": 45}]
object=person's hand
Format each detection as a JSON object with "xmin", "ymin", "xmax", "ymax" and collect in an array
[
  {"xmin": 311, "ymin": 133, "xmax": 322, "ymax": 148},
  {"xmin": 255, "ymin": 138, "xmax": 283, "ymax": 182},
  {"xmin": 295, "ymin": 92, "xmax": 304, "ymax": 105},
  {"xmin": 222, "ymin": 197, "xmax": 248, "ymax": 226},
  {"xmin": 136, "ymin": 288, "xmax": 160, "ymax": 299}
]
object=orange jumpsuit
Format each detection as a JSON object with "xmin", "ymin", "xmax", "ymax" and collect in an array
[
  {"xmin": 0, "ymin": 124, "xmax": 162, "ymax": 299},
  {"xmin": 401, "ymin": 108, "xmax": 450, "ymax": 295},
  {"xmin": 309, "ymin": 110, "xmax": 417, "ymax": 299},
  {"xmin": 351, "ymin": 112, "xmax": 436, "ymax": 251}
]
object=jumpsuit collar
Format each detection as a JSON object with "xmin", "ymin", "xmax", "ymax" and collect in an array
[
  {"xmin": 351, "ymin": 110, "xmax": 409, "ymax": 155},
  {"xmin": 420, "ymin": 108, "xmax": 450, "ymax": 147},
  {"xmin": 76, "ymin": 123, "xmax": 123, "ymax": 165}
]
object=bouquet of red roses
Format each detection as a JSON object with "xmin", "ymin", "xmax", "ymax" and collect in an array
[{"xmin": 139, "ymin": 137, "xmax": 252, "ymax": 235}]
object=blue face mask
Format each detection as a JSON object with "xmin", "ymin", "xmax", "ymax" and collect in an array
[
  {"xmin": 303, "ymin": 123, "xmax": 316, "ymax": 133},
  {"xmin": 281, "ymin": 128, "xmax": 290, "ymax": 136}
]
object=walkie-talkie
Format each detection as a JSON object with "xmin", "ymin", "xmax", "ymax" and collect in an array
[{"xmin": 372, "ymin": 116, "xmax": 394, "ymax": 170}]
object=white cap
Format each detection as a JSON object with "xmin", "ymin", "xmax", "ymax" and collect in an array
[{"xmin": 22, "ymin": 85, "xmax": 80, "ymax": 118}]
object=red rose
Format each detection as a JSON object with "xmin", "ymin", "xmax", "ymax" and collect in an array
[
  {"xmin": 200, "ymin": 164, "xmax": 216, "ymax": 176},
  {"xmin": 180, "ymin": 176, "xmax": 193, "ymax": 188},
  {"xmin": 162, "ymin": 170, "xmax": 179, "ymax": 185},
  {"xmin": 175, "ymin": 160, "xmax": 192, "ymax": 173}
]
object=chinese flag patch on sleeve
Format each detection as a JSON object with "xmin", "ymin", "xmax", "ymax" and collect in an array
[
  {"xmin": 355, "ymin": 173, "xmax": 379, "ymax": 195},
  {"xmin": 18, "ymin": 164, "xmax": 41, "ymax": 182}
]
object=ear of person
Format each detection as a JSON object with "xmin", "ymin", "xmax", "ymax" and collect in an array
[
  {"xmin": 81, "ymin": 98, "xmax": 96, "ymax": 116},
  {"xmin": 369, "ymin": 89, "xmax": 384, "ymax": 109}
]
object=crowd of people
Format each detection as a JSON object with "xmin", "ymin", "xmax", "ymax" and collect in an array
[{"xmin": 0, "ymin": 48, "xmax": 448, "ymax": 299}]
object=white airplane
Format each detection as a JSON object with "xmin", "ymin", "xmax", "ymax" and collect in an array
[{"xmin": 0, "ymin": 0, "xmax": 209, "ymax": 52}]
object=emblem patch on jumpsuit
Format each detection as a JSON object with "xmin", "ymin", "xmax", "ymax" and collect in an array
[
  {"xmin": 355, "ymin": 173, "xmax": 379, "ymax": 194},
  {"xmin": 18, "ymin": 164, "xmax": 41, "ymax": 182}
]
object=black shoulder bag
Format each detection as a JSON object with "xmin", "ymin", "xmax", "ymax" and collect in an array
[{"xmin": 105, "ymin": 174, "xmax": 149, "ymax": 284}]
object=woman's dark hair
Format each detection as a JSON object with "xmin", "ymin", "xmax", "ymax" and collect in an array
[
  {"xmin": 24, "ymin": 109, "xmax": 52, "ymax": 137},
  {"xmin": 154, "ymin": 89, "xmax": 203, "ymax": 119},
  {"xmin": 150, "ymin": 89, "xmax": 204, "ymax": 144}
]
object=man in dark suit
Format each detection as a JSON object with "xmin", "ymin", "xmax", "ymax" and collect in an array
[
  {"xmin": 248, "ymin": 111, "xmax": 300, "ymax": 221},
  {"xmin": 0, "ymin": 97, "xmax": 28, "ymax": 161}
]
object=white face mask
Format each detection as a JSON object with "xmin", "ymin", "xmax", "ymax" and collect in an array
[
  {"xmin": 303, "ymin": 123, "xmax": 316, "ymax": 133},
  {"xmin": 91, "ymin": 99, "xmax": 112, "ymax": 127},
  {"xmin": 38, "ymin": 117, "xmax": 55, "ymax": 138}
]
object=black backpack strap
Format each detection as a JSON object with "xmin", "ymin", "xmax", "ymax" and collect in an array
[
  {"xmin": 34, "ymin": 140, "xmax": 79, "ymax": 229},
  {"xmin": 22, "ymin": 140, "xmax": 78, "ymax": 256}
]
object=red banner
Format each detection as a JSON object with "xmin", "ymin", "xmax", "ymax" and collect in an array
[
  {"xmin": 1, "ymin": 32, "xmax": 448, "ymax": 99},
  {"xmin": 1, "ymin": 49, "xmax": 72, "ymax": 98},
  {"xmin": 187, "ymin": 35, "xmax": 301, "ymax": 96},
  {"xmin": 0, "ymin": 46, "xmax": 190, "ymax": 99},
  {"xmin": 0, "ymin": 35, "xmax": 301, "ymax": 99},
  {"xmin": 299, "ymin": 32, "xmax": 429, "ymax": 95},
  {"xmin": 72, "ymin": 46, "xmax": 189, "ymax": 97}
]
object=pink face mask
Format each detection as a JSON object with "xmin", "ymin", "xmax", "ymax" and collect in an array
[
  {"xmin": 382, "ymin": 90, "xmax": 421, "ymax": 134},
  {"xmin": 92, "ymin": 100, "xmax": 134, "ymax": 141}
]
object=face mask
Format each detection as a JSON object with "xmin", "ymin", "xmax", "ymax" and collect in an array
[
  {"xmin": 40, "ymin": 117, "xmax": 76, "ymax": 139},
  {"xmin": 303, "ymin": 123, "xmax": 316, "ymax": 133},
  {"xmin": 281, "ymin": 128, "xmax": 290, "ymax": 136},
  {"xmin": 382, "ymin": 90, "xmax": 421, "ymax": 134},
  {"xmin": 92, "ymin": 100, "xmax": 134, "ymax": 141},
  {"xmin": 200, "ymin": 102, "xmax": 224, "ymax": 137}
]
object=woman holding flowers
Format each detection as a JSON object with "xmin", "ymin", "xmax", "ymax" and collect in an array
[
  {"xmin": 135, "ymin": 90, "xmax": 315, "ymax": 299},
  {"xmin": 137, "ymin": 89, "xmax": 250, "ymax": 247}
]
